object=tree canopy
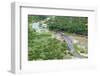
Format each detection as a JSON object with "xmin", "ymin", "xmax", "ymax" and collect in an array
[
  {"xmin": 28, "ymin": 15, "xmax": 47, "ymax": 23},
  {"xmin": 47, "ymin": 16, "xmax": 88, "ymax": 35}
]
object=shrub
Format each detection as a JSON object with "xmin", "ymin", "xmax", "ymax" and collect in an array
[
  {"xmin": 47, "ymin": 16, "xmax": 88, "ymax": 35},
  {"xmin": 28, "ymin": 32, "xmax": 67, "ymax": 61}
]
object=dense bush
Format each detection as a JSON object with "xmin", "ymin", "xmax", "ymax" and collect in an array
[
  {"xmin": 28, "ymin": 15, "xmax": 47, "ymax": 24},
  {"xmin": 47, "ymin": 16, "xmax": 88, "ymax": 35},
  {"xmin": 28, "ymin": 31, "xmax": 67, "ymax": 60}
]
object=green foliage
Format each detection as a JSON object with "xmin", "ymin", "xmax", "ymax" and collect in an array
[
  {"xmin": 74, "ymin": 44, "xmax": 88, "ymax": 54},
  {"xmin": 28, "ymin": 31, "xmax": 67, "ymax": 61},
  {"xmin": 28, "ymin": 15, "xmax": 88, "ymax": 60},
  {"xmin": 47, "ymin": 16, "xmax": 88, "ymax": 35},
  {"xmin": 28, "ymin": 15, "xmax": 47, "ymax": 24},
  {"xmin": 28, "ymin": 15, "xmax": 47, "ymax": 34}
]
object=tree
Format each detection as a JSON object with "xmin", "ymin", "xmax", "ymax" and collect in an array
[
  {"xmin": 47, "ymin": 16, "xmax": 88, "ymax": 35},
  {"xmin": 28, "ymin": 15, "xmax": 47, "ymax": 24}
]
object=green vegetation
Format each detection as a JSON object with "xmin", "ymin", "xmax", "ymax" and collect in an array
[
  {"xmin": 74, "ymin": 44, "xmax": 87, "ymax": 54},
  {"xmin": 28, "ymin": 15, "xmax": 88, "ymax": 60},
  {"xmin": 28, "ymin": 15, "xmax": 47, "ymax": 23},
  {"xmin": 47, "ymin": 16, "xmax": 88, "ymax": 35},
  {"xmin": 28, "ymin": 31, "xmax": 67, "ymax": 60}
]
